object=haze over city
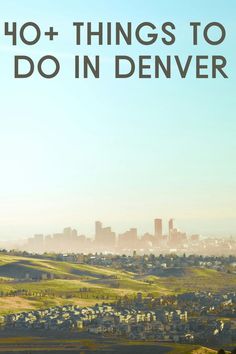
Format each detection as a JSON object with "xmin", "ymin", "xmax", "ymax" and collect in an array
[{"xmin": 0, "ymin": 218, "xmax": 234, "ymax": 256}]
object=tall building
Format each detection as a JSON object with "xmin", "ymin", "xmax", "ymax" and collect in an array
[
  {"xmin": 63, "ymin": 227, "xmax": 72, "ymax": 237},
  {"xmin": 169, "ymin": 218, "xmax": 174, "ymax": 238},
  {"xmin": 169, "ymin": 228, "xmax": 187, "ymax": 246},
  {"xmin": 95, "ymin": 221, "xmax": 116, "ymax": 249},
  {"xmin": 118, "ymin": 228, "xmax": 138, "ymax": 250},
  {"xmin": 27, "ymin": 234, "xmax": 44, "ymax": 252},
  {"xmin": 95, "ymin": 221, "xmax": 102, "ymax": 242},
  {"xmin": 154, "ymin": 218, "xmax": 163, "ymax": 239}
]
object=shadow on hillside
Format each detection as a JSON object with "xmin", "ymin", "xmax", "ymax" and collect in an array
[
  {"xmin": 0, "ymin": 262, "xmax": 48, "ymax": 280},
  {"xmin": 70, "ymin": 268, "xmax": 108, "ymax": 279},
  {"xmin": 149, "ymin": 267, "xmax": 186, "ymax": 278}
]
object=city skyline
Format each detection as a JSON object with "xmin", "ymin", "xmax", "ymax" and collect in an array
[
  {"xmin": 1, "ymin": 216, "xmax": 236, "ymax": 243},
  {"xmin": 0, "ymin": 217, "xmax": 236, "ymax": 243},
  {"xmin": 1, "ymin": 217, "xmax": 235, "ymax": 256}
]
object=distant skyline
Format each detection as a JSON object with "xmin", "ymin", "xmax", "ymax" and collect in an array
[
  {"xmin": 1, "ymin": 217, "xmax": 236, "ymax": 243},
  {"xmin": 3, "ymin": 218, "xmax": 236, "ymax": 256},
  {"xmin": 0, "ymin": 0, "xmax": 235, "ymax": 240}
]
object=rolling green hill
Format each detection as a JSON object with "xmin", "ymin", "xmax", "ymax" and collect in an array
[{"xmin": 0, "ymin": 254, "xmax": 236, "ymax": 315}]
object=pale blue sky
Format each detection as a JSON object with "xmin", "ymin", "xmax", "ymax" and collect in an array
[{"xmin": 0, "ymin": 0, "xmax": 235, "ymax": 240}]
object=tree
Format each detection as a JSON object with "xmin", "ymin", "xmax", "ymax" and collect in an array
[{"xmin": 217, "ymin": 350, "xmax": 225, "ymax": 354}]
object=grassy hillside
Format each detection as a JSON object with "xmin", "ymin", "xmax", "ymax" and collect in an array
[
  {"xmin": 0, "ymin": 254, "xmax": 236, "ymax": 315},
  {"xmin": 0, "ymin": 337, "xmax": 223, "ymax": 353}
]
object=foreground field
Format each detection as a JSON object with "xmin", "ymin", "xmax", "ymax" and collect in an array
[
  {"xmin": 0, "ymin": 336, "xmax": 222, "ymax": 353},
  {"xmin": 0, "ymin": 254, "xmax": 236, "ymax": 315}
]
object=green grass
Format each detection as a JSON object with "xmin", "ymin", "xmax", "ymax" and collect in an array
[
  {"xmin": 169, "ymin": 344, "xmax": 217, "ymax": 353},
  {"xmin": 0, "ymin": 254, "xmax": 236, "ymax": 315},
  {"xmin": 0, "ymin": 337, "xmax": 220, "ymax": 353},
  {"xmin": 156, "ymin": 267, "xmax": 236, "ymax": 294}
]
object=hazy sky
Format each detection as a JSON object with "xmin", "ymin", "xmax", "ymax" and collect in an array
[{"xmin": 0, "ymin": 0, "xmax": 235, "ymax": 240}]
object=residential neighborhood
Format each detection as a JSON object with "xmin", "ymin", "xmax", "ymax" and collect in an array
[{"xmin": 1, "ymin": 291, "xmax": 236, "ymax": 347}]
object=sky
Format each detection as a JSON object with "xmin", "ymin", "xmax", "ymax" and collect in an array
[{"xmin": 0, "ymin": 0, "xmax": 235, "ymax": 240}]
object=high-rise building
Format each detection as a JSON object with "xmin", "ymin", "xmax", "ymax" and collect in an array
[
  {"xmin": 169, "ymin": 228, "xmax": 187, "ymax": 246},
  {"xmin": 27, "ymin": 234, "xmax": 44, "ymax": 252},
  {"xmin": 154, "ymin": 218, "xmax": 163, "ymax": 239},
  {"xmin": 118, "ymin": 228, "xmax": 138, "ymax": 249},
  {"xmin": 95, "ymin": 221, "xmax": 116, "ymax": 249},
  {"xmin": 95, "ymin": 221, "xmax": 102, "ymax": 241},
  {"xmin": 169, "ymin": 218, "xmax": 174, "ymax": 238}
]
